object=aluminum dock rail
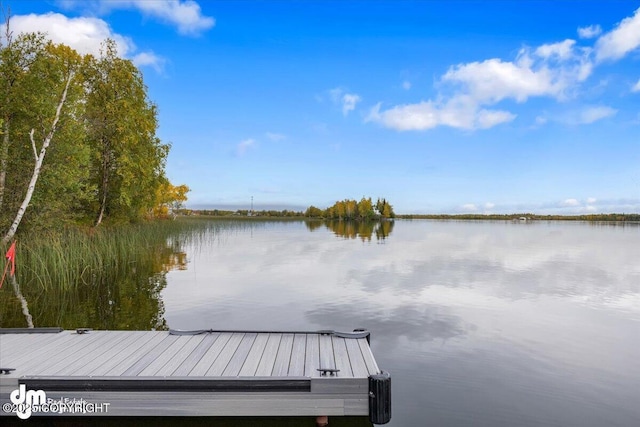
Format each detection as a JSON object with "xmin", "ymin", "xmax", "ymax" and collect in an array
[{"xmin": 0, "ymin": 328, "xmax": 391, "ymax": 424}]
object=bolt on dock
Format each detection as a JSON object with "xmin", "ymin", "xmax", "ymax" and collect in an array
[{"xmin": 0, "ymin": 328, "xmax": 391, "ymax": 424}]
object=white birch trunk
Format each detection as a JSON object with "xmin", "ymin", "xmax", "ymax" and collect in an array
[{"xmin": 1, "ymin": 72, "xmax": 73, "ymax": 245}]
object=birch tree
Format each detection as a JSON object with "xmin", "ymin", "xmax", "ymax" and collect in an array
[
  {"xmin": 2, "ymin": 55, "xmax": 75, "ymax": 244},
  {"xmin": 0, "ymin": 25, "xmax": 47, "ymax": 212}
]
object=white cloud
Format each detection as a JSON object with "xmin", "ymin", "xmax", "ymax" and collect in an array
[
  {"xmin": 3, "ymin": 13, "xmax": 133, "ymax": 56},
  {"xmin": 402, "ymin": 80, "xmax": 412, "ymax": 90},
  {"xmin": 632, "ymin": 79, "xmax": 640, "ymax": 93},
  {"xmin": 578, "ymin": 25, "xmax": 602, "ymax": 39},
  {"xmin": 265, "ymin": 132, "xmax": 286, "ymax": 141},
  {"xmin": 442, "ymin": 57, "xmax": 558, "ymax": 103},
  {"xmin": 595, "ymin": 7, "xmax": 640, "ymax": 61},
  {"xmin": 329, "ymin": 88, "xmax": 361, "ymax": 116},
  {"xmin": 535, "ymin": 39, "xmax": 577, "ymax": 60},
  {"xmin": 132, "ymin": 52, "xmax": 165, "ymax": 72},
  {"xmin": 236, "ymin": 138, "xmax": 255, "ymax": 156},
  {"xmin": 369, "ymin": 39, "xmax": 591, "ymax": 131},
  {"xmin": 550, "ymin": 105, "xmax": 617, "ymax": 126},
  {"xmin": 484, "ymin": 202, "xmax": 495, "ymax": 209},
  {"xmin": 366, "ymin": 99, "xmax": 515, "ymax": 131},
  {"xmin": 59, "ymin": 0, "xmax": 215, "ymax": 36},
  {"xmin": 462, "ymin": 203, "xmax": 478, "ymax": 212},
  {"xmin": 367, "ymin": 7, "xmax": 640, "ymax": 133},
  {"xmin": 342, "ymin": 93, "xmax": 361, "ymax": 116},
  {"xmin": 2, "ymin": 13, "xmax": 163, "ymax": 71},
  {"xmin": 328, "ymin": 88, "xmax": 342, "ymax": 103},
  {"xmin": 535, "ymin": 115, "xmax": 548, "ymax": 126},
  {"xmin": 475, "ymin": 108, "xmax": 517, "ymax": 129},
  {"xmin": 577, "ymin": 106, "xmax": 617, "ymax": 124},
  {"xmin": 563, "ymin": 198, "xmax": 580, "ymax": 207},
  {"xmin": 587, "ymin": 197, "xmax": 597, "ymax": 204},
  {"xmin": 443, "ymin": 45, "xmax": 592, "ymax": 102},
  {"xmin": 126, "ymin": 0, "xmax": 215, "ymax": 36}
]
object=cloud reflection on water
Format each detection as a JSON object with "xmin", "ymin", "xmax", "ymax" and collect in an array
[{"xmin": 162, "ymin": 219, "xmax": 640, "ymax": 427}]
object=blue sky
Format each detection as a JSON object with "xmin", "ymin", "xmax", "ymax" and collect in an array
[{"xmin": 4, "ymin": 1, "xmax": 640, "ymax": 214}]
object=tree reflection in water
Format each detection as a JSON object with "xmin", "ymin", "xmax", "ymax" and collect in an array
[
  {"xmin": 0, "ymin": 234, "xmax": 189, "ymax": 330},
  {"xmin": 306, "ymin": 219, "xmax": 395, "ymax": 242}
]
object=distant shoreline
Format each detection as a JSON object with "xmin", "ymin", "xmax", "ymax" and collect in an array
[
  {"xmin": 181, "ymin": 210, "xmax": 639, "ymax": 222},
  {"xmin": 395, "ymin": 213, "xmax": 640, "ymax": 222}
]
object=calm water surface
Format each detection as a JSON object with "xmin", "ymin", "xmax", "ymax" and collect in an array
[
  {"xmin": 2, "ymin": 219, "xmax": 639, "ymax": 427},
  {"xmin": 159, "ymin": 219, "xmax": 640, "ymax": 427}
]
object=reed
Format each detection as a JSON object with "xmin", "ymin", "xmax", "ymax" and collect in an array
[
  {"xmin": 0, "ymin": 217, "xmax": 301, "ymax": 328},
  {"xmin": 5, "ymin": 218, "xmax": 221, "ymax": 291}
]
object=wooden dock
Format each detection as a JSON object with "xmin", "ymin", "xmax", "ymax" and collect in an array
[{"xmin": 0, "ymin": 328, "xmax": 390, "ymax": 424}]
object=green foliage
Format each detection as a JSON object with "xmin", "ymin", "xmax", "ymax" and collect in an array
[
  {"xmin": 305, "ymin": 197, "xmax": 395, "ymax": 220},
  {"xmin": 304, "ymin": 205, "xmax": 324, "ymax": 217},
  {"xmin": 84, "ymin": 40, "xmax": 170, "ymax": 225},
  {"xmin": 0, "ymin": 27, "xmax": 184, "ymax": 236}
]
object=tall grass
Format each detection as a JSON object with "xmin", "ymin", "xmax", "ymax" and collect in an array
[
  {"xmin": 6, "ymin": 218, "xmax": 223, "ymax": 291},
  {"xmin": 0, "ymin": 217, "xmax": 303, "ymax": 328}
]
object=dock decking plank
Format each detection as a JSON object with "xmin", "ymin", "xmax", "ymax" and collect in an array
[
  {"xmin": 0, "ymin": 334, "xmax": 36, "ymax": 356},
  {"xmin": 319, "ymin": 334, "xmax": 336, "ymax": 374},
  {"xmin": 1, "ymin": 333, "xmax": 61, "ymax": 364},
  {"xmin": 254, "ymin": 333, "xmax": 282, "ymax": 376},
  {"xmin": 271, "ymin": 333, "xmax": 294, "ymax": 377},
  {"xmin": 121, "ymin": 334, "xmax": 180, "ymax": 376},
  {"xmin": 1, "ymin": 332, "xmax": 79, "ymax": 370},
  {"xmin": 73, "ymin": 331, "xmax": 149, "ymax": 376},
  {"xmin": 358, "ymin": 338, "xmax": 380, "ymax": 375},
  {"xmin": 52, "ymin": 331, "xmax": 131, "ymax": 376},
  {"xmin": 304, "ymin": 333, "xmax": 320, "ymax": 377},
  {"xmin": 189, "ymin": 332, "xmax": 233, "ymax": 376},
  {"xmin": 344, "ymin": 337, "xmax": 369, "ymax": 378},
  {"xmin": 206, "ymin": 333, "xmax": 245, "ymax": 376},
  {"xmin": 332, "ymin": 337, "xmax": 353, "ymax": 378},
  {"xmin": 287, "ymin": 333, "xmax": 307, "ymax": 377},
  {"xmin": 22, "ymin": 332, "xmax": 107, "ymax": 375},
  {"xmin": 89, "ymin": 332, "xmax": 164, "ymax": 376},
  {"xmin": 155, "ymin": 334, "xmax": 207, "ymax": 377},
  {"xmin": 237, "ymin": 333, "xmax": 270, "ymax": 376},
  {"xmin": 138, "ymin": 335, "xmax": 194, "ymax": 376},
  {"xmin": 172, "ymin": 333, "xmax": 221, "ymax": 376},
  {"xmin": 222, "ymin": 333, "xmax": 257, "ymax": 376},
  {"xmin": 109, "ymin": 335, "xmax": 178, "ymax": 376}
]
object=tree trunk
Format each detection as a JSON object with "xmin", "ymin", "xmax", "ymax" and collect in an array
[
  {"xmin": 95, "ymin": 169, "xmax": 108, "ymax": 226},
  {"xmin": 94, "ymin": 140, "xmax": 109, "ymax": 227},
  {"xmin": 0, "ymin": 118, "xmax": 9, "ymax": 210},
  {"xmin": 2, "ymin": 72, "xmax": 73, "ymax": 245}
]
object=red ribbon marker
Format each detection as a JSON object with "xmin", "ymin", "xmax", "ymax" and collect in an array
[{"xmin": 0, "ymin": 241, "xmax": 16, "ymax": 288}]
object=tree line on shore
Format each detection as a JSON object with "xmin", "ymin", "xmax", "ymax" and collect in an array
[
  {"xmin": 397, "ymin": 213, "xmax": 640, "ymax": 221},
  {"xmin": 0, "ymin": 16, "xmax": 188, "ymax": 241},
  {"xmin": 182, "ymin": 197, "xmax": 396, "ymax": 220},
  {"xmin": 185, "ymin": 209, "xmax": 639, "ymax": 223}
]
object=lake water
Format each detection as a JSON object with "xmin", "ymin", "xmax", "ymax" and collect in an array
[
  {"xmin": 2, "ymin": 219, "xmax": 639, "ymax": 426},
  {"xmin": 159, "ymin": 219, "xmax": 640, "ymax": 427}
]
